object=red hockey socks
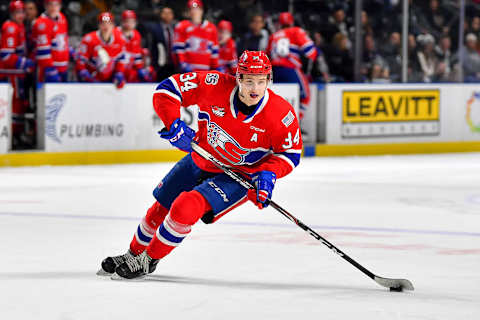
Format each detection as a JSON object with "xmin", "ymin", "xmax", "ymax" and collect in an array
[
  {"xmin": 146, "ymin": 190, "xmax": 211, "ymax": 259},
  {"xmin": 129, "ymin": 201, "xmax": 169, "ymax": 255}
]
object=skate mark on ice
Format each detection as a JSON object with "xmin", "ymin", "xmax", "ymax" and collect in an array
[
  {"xmin": 142, "ymin": 274, "xmax": 382, "ymax": 293},
  {"xmin": 0, "ymin": 271, "xmax": 94, "ymax": 280},
  {"xmin": 1, "ymin": 211, "xmax": 480, "ymax": 238}
]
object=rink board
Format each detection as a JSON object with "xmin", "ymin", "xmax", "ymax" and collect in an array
[
  {"xmin": 326, "ymin": 83, "xmax": 480, "ymax": 144},
  {"xmin": 0, "ymin": 84, "xmax": 11, "ymax": 153},
  {"xmin": 2, "ymin": 82, "xmax": 480, "ymax": 166},
  {"xmin": 38, "ymin": 83, "xmax": 299, "ymax": 152},
  {"xmin": 2, "ymin": 140, "xmax": 480, "ymax": 166}
]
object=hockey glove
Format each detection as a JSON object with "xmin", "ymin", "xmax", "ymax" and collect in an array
[
  {"xmin": 137, "ymin": 68, "xmax": 152, "ymax": 82},
  {"xmin": 15, "ymin": 57, "xmax": 35, "ymax": 73},
  {"xmin": 78, "ymin": 69, "xmax": 95, "ymax": 82},
  {"xmin": 248, "ymin": 171, "xmax": 276, "ymax": 209},
  {"xmin": 45, "ymin": 66, "xmax": 61, "ymax": 82},
  {"xmin": 159, "ymin": 118, "xmax": 195, "ymax": 152},
  {"xmin": 114, "ymin": 72, "xmax": 125, "ymax": 89}
]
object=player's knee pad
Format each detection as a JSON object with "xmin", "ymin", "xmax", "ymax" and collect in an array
[
  {"xmin": 145, "ymin": 201, "xmax": 169, "ymax": 229},
  {"xmin": 170, "ymin": 190, "xmax": 211, "ymax": 226}
]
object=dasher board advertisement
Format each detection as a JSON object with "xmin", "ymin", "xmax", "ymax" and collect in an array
[
  {"xmin": 327, "ymin": 84, "xmax": 445, "ymax": 144},
  {"xmin": 42, "ymin": 83, "xmax": 300, "ymax": 152},
  {"xmin": 342, "ymin": 89, "xmax": 440, "ymax": 138},
  {"xmin": 0, "ymin": 84, "xmax": 11, "ymax": 154}
]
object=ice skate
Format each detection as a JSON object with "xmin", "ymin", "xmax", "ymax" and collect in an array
[
  {"xmin": 97, "ymin": 250, "xmax": 136, "ymax": 276},
  {"xmin": 112, "ymin": 251, "xmax": 159, "ymax": 280}
]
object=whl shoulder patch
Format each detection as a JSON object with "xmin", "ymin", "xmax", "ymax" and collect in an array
[{"xmin": 282, "ymin": 111, "xmax": 295, "ymax": 128}]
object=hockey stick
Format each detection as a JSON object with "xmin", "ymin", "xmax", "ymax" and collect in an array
[{"xmin": 191, "ymin": 142, "xmax": 414, "ymax": 292}]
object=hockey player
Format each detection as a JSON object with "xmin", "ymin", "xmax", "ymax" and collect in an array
[
  {"xmin": 0, "ymin": 1, "xmax": 35, "ymax": 149},
  {"xmin": 98, "ymin": 50, "xmax": 303, "ymax": 279},
  {"xmin": 76, "ymin": 12, "xmax": 126, "ymax": 88},
  {"xmin": 173, "ymin": 0, "xmax": 219, "ymax": 72},
  {"xmin": 118, "ymin": 10, "xmax": 152, "ymax": 83},
  {"xmin": 267, "ymin": 12, "xmax": 317, "ymax": 120},
  {"xmin": 31, "ymin": 0, "xmax": 68, "ymax": 82},
  {"xmin": 217, "ymin": 20, "xmax": 237, "ymax": 75},
  {"xmin": 124, "ymin": 48, "xmax": 156, "ymax": 83}
]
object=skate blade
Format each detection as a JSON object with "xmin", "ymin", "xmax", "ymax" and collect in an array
[
  {"xmin": 96, "ymin": 269, "xmax": 112, "ymax": 276},
  {"xmin": 110, "ymin": 273, "xmax": 146, "ymax": 281}
]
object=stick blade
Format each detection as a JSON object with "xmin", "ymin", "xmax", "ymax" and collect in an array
[{"xmin": 374, "ymin": 276, "xmax": 415, "ymax": 291}]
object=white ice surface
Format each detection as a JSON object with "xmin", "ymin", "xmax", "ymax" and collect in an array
[{"xmin": 1, "ymin": 153, "xmax": 480, "ymax": 319}]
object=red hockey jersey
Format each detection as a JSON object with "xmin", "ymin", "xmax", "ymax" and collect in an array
[
  {"xmin": 0, "ymin": 20, "xmax": 26, "ymax": 69},
  {"xmin": 76, "ymin": 29, "xmax": 127, "ymax": 81},
  {"xmin": 267, "ymin": 27, "xmax": 317, "ymax": 69},
  {"xmin": 117, "ymin": 27, "xmax": 144, "ymax": 80},
  {"xmin": 153, "ymin": 71, "xmax": 302, "ymax": 178},
  {"xmin": 218, "ymin": 38, "xmax": 237, "ymax": 75},
  {"xmin": 173, "ymin": 20, "xmax": 219, "ymax": 71},
  {"xmin": 31, "ymin": 12, "xmax": 69, "ymax": 73}
]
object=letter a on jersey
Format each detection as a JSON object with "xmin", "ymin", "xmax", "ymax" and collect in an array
[{"xmin": 250, "ymin": 133, "xmax": 258, "ymax": 142}]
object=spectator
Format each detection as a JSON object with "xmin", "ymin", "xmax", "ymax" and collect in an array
[
  {"xmin": 416, "ymin": 33, "xmax": 443, "ymax": 82},
  {"xmin": 324, "ymin": 32, "xmax": 353, "ymax": 82},
  {"xmin": 349, "ymin": 10, "xmax": 373, "ymax": 39},
  {"xmin": 370, "ymin": 62, "xmax": 391, "ymax": 83},
  {"xmin": 267, "ymin": 12, "xmax": 317, "ymax": 119},
  {"xmin": 418, "ymin": 0, "xmax": 453, "ymax": 39},
  {"xmin": 32, "ymin": 0, "xmax": 69, "ymax": 82},
  {"xmin": 236, "ymin": 14, "xmax": 269, "ymax": 54},
  {"xmin": 462, "ymin": 33, "xmax": 480, "ymax": 82},
  {"xmin": 311, "ymin": 31, "xmax": 330, "ymax": 83},
  {"xmin": 173, "ymin": 0, "xmax": 219, "ymax": 72},
  {"xmin": 407, "ymin": 33, "xmax": 422, "ymax": 82},
  {"xmin": 146, "ymin": 6, "xmax": 175, "ymax": 81},
  {"xmin": 361, "ymin": 10, "xmax": 374, "ymax": 36},
  {"xmin": 219, "ymin": 0, "xmax": 264, "ymax": 37},
  {"xmin": 217, "ymin": 20, "xmax": 237, "ymax": 76},
  {"xmin": 362, "ymin": 34, "xmax": 386, "ymax": 81},
  {"xmin": 117, "ymin": 10, "xmax": 152, "ymax": 83},
  {"xmin": 323, "ymin": 4, "xmax": 350, "ymax": 43},
  {"xmin": 382, "ymin": 32, "xmax": 402, "ymax": 82},
  {"xmin": 76, "ymin": 12, "xmax": 127, "ymax": 89},
  {"xmin": 468, "ymin": 16, "xmax": 480, "ymax": 41},
  {"xmin": 435, "ymin": 35, "xmax": 457, "ymax": 81}
]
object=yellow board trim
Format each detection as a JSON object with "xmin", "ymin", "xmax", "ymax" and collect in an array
[
  {"xmin": 316, "ymin": 141, "xmax": 480, "ymax": 156},
  {"xmin": 0, "ymin": 149, "xmax": 186, "ymax": 167},
  {"xmin": 1, "ymin": 141, "xmax": 479, "ymax": 167}
]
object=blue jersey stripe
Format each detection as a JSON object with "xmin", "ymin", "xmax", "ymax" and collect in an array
[
  {"xmin": 158, "ymin": 224, "xmax": 185, "ymax": 244},
  {"xmin": 136, "ymin": 225, "xmax": 153, "ymax": 242},
  {"xmin": 173, "ymin": 44, "xmax": 185, "ymax": 51},
  {"xmin": 244, "ymin": 150, "xmax": 270, "ymax": 164},
  {"xmin": 155, "ymin": 78, "xmax": 182, "ymax": 101},
  {"xmin": 302, "ymin": 44, "xmax": 315, "ymax": 55},
  {"xmin": 36, "ymin": 48, "xmax": 51, "ymax": 56},
  {"xmin": 280, "ymin": 152, "xmax": 300, "ymax": 167},
  {"xmin": 290, "ymin": 47, "xmax": 301, "ymax": 55}
]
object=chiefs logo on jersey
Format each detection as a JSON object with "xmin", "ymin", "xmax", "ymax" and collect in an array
[{"xmin": 206, "ymin": 120, "xmax": 249, "ymax": 165}]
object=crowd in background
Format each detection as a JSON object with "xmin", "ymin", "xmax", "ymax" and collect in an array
[
  {"xmin": 3, "ymin": 0, "xmax": 480, "ymax": 149},
  {"xmin": 3, "ymin": 0, "xmax": 480, "ymax": 84}
]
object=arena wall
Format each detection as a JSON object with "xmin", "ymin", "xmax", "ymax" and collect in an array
[{"xmin": 1, "ymin": 82, "xmax": 480, "ymax": 166}]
